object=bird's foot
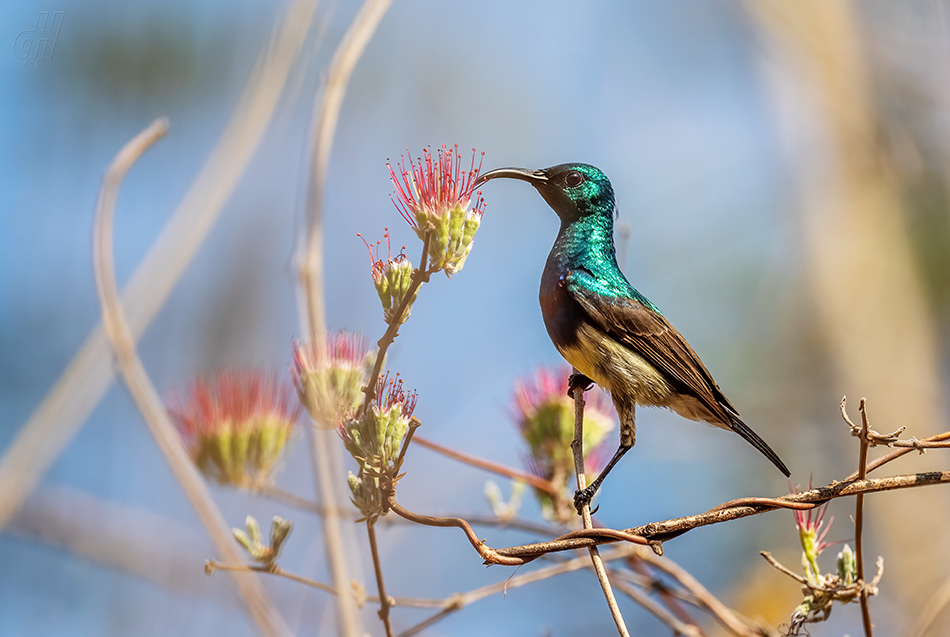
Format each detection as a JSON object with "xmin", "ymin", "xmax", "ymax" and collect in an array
[
  {"xmin": 573, "ymin": 485, "xmax": 598, "ymax": 515},
  {"xmin": 567, "ymin": 373, "xmax": 593, "ymax": 398}
]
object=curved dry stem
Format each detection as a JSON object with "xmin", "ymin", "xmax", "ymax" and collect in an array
[
  {"xmin": 845, "ymin": 430, "xmax": 950, "ymax": 481},
  {"xmin": 92, "ymin": 119, "xmax": 290, "ymax": 637},
  {"xmin": 387, "ymin": 493, "xmax": 526, "ymax": 567},
  {"xmin": 0, "ymin": 0, "xmax": 320, "ymax": 532}
]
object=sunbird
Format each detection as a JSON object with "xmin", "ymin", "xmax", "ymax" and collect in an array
[{"xmin": 474, "ymin": 163, "xmax": 790, "ymax": 512}]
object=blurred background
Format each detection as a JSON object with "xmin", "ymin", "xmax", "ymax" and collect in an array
[{"xmin": 2, "ymin": 0, "xmax": 950, "ymax": 634}]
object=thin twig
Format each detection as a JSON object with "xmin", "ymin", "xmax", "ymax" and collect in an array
[
  {"xmin": 0, "ymin": 0, "xmax": 320, "ymax": 532},
  {"xmin": 92, "ymin": 119, "xmax": 290, "ymax": 637},
  {"xmin": 254, "ymin": 485, "xmax": 562, "ymax": 536},
  {"xmin": 206, "ymin": 559, "xmax": 447, "ymax": 608},
  {"xmin": 845, "ymin": 430, "xmax": 950, "ymax": 481},
  {"xmin": 207, "ymin": 560, "xmax": 339, "ymax": 596},
  {"xmin": 570, "ymin": 369, "xmax": 629, "ymax": 637},
  {"xmin": 622, "ymin": 559, "xmax": 711, "ymax": 636},
  {"xmin": 411, "ymin": 434, "xmax": 560, "ymax": 496},
  {"xmin": 367, "ymin": 521, "xmax": 395, "ymax": 637},
  {"xmin": 854, "ymin": 398, "xmax": 874, "ymax": 636}
]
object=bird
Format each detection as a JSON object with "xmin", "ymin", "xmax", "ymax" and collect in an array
[{"xmin": 474, "ymin": 163, "xmax": 790, "ymax": 513}]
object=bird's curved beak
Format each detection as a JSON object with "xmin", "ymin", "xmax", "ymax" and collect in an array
[{"xmin": 473, "ymin": 167, "xmax": 547, "ymax": 189}]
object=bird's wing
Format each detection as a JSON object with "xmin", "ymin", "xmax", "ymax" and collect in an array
[{"xmin": 565, "ymin": 268, "xmax": 737, "ymax": 422}]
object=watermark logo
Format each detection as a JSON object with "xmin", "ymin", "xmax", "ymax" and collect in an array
[{"xmin": 14, "ymin": 11, "xmax": 64, "ymax": 67}]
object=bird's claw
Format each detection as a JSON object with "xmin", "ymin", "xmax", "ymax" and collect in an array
[
  {"xmin": 573, "ymin": 486, "xmax": 597, "ymax": 515},
  {"xmin": 567, "ymin": 373, "xmax": 594, "ymax": 398}
]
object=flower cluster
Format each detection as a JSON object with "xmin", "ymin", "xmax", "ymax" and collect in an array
[
  {"xmin": 359, "ymin": 229, "xmax": 417, "ymax": 325},
  {"xmin": 340, "ymin": 373, "xmax": 418, "ymax": 523},
  {"xmin": 389, "ymin": 145, "xmax": 485, "ymax": 276},
  {"xmin": 511, "ymin": 365, "xmax": 615, "ymax": 523},
  {"xmin": 786, "ymin": 488, "xmax": 865, "ymax": 625},
  {"xmin": 292, "ymin": 332, "xmax": 375, "ymax": 427},
  {"xmin": 231, "ymin": 515, "xmax": 293, "ymax": 567},
  {"xmin": 169, "ymin": 370, "xmax": 299, "ymax": 489}
]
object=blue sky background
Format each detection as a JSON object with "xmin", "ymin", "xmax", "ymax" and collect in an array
[{"xmin": 2, "ymin": 0, "xmax": 946, "ymax": 635}]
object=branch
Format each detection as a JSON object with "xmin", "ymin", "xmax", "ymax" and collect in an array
[
  {"xmin": 367, "ymin": 521, "xmax": 395, "ymax": 637},
  {"xmin": 411, "ymin": 434, "xmax": 560, "ymax": 496},
  {"xmin": 92, "ymin": 118, "xmax": 290, "ymax": 637},
  {"xmin": 493, "ymin": 471, "xmax": 950, "ymax": 559}
]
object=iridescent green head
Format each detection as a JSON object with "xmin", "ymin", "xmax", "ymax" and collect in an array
[{"xmin": 475, "ymin": 163, "xmax": 615, "ymax": 224}]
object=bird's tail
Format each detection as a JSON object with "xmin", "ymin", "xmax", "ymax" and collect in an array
[{"xmin": 727, "ymin": 413, "xmax": 790, "ymax": 477}]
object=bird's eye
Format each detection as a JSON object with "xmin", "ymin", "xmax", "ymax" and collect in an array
[{"xmin": 564, "ymin": 171, "xmax": 585, "ymax": 187}]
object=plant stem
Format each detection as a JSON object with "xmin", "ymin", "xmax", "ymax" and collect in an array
[
  {"xmin": 367, "ymin": 520, "xmax": 395, "ymax": 637},
  {"xmin": 856, "ymin": 398, "xmax": 874, "ymax": 636},
  {"xmin": 569, "ymin": 368, "xmax": 629, "ymax": 637}
]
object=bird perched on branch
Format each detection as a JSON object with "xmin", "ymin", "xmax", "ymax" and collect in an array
[{"xmin": 474, "ymin": 163, "xmax": 789, "ymax": 513}]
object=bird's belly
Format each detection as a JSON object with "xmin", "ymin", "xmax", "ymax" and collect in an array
[{"xmin": 557, "ymin": 322, "xmax": 674, "ymax": 408}]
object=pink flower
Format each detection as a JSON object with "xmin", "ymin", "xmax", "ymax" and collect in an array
[
  {"xmin": 169, "ymin": 370, "xmax": 299, "ymax": 488},
  {"xmin": 388, "ymin": 145, "xmax": 486, "ymax": 276},
  {"xmin": 292, "ymin": 331, "xmax": 372, "ymax": 425}
]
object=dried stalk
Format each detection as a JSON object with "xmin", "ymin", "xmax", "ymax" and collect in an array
[
  {"xmin": 300, "ymin": 0, "xmax": 394, "ymax": 344},
  {"xmin": 92, "ymin": 119, "xmax": 290, "ymax": 637},
  {"xmin": 296, "ymin": 2, "xmax": 394, "ymax": 635},
  {"xmin": 367, "ymin": 521, "xmax": 395, "ymax": 637}
]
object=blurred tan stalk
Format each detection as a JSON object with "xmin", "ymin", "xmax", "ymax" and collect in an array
[
  {"xmin": 744, "ymin": 0, "xmax": 949, "ymax": 620},
  {"xmin": 296, "ymin": 1, "xmax": 395, "ymax": 635}
]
